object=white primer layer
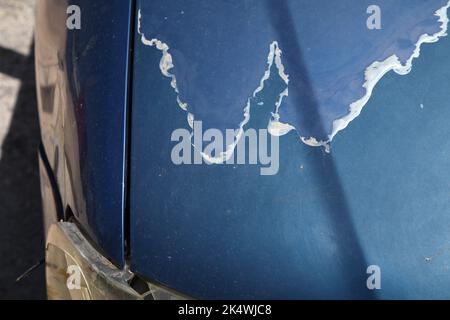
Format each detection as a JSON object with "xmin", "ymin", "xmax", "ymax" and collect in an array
[
  {"xmin": 327, "ymin": 1, "xmax": 450, "ymax": 147},
  {"xmin": 202, "ymin": 41, "xmax": 291, "ymax": 164},
  {"xmin": 138, "ymin": 9, "xmax": 290, "ymax": 163},
  {"xmin": 138, "ymin": 2, "xmax": 450, "ymax": 155},
  {"xmin": 268, "ymin": 88, "xmax": 295, "ymax": 136}
]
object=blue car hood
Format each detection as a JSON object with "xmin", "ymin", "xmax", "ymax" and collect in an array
[{"xmin": 129, "ymin": 0, "xmax": 450, "ymax": 299}]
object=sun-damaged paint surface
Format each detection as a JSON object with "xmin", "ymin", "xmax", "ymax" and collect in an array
[
  {"xmin": 135, "ymin": 0, "xmax": 449, "ymax": 154},
  {"xmin": 35, "ymin": 0, "xmax": 133, "ymax": 266},
  {"xmin": 130, "ymin": 1, "xmax": 450, "ymax": 298}
]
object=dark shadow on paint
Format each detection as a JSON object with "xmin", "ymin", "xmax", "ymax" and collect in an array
[
  {"xmin": 0, "ymin": 44, "xmax": 46, "ymax": 299},
  {"xmin": 265, "ymin": 0, "xmax": 375, "ymax": 299}
]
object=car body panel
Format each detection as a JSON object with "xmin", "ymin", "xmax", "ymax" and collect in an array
[
  {"xmin": 35, "ymin": 0, "xmax": 450, "ymax": 299},
  {"xmin": 35, "ymin": 0, "xmax": 133, "ymax": 266},
  {"xmin": 130, "ymin": 1, "xmax": 450, "ymax": 299}
]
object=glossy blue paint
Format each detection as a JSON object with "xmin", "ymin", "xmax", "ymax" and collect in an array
[
  {"xmin": 36, "ymin": 0, "xmax": 133, "ymax": 266},
  {"xmin": 130, "ymin": 1, "xmax": 450, "ymax": 298},
  {"xmin": 134, "ymin": 0, "xmax": 447, "ymax": 142}
]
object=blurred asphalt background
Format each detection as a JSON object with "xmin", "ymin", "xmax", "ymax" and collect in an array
[{"xmin": 0, "ymin": 0, "xmax": 46, "ymax": 299}]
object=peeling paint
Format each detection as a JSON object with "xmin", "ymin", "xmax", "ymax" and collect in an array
[
  {"xmin": 138, "ymin": 10, "xmax": 292, "ymax": 163},
  {"xmin": 329, "ymin": 1, "xmax": 450, "ymax": 146},
  {"xmin": 137, "ymin": 1, "xmax": 450, "ymax": 156}
]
